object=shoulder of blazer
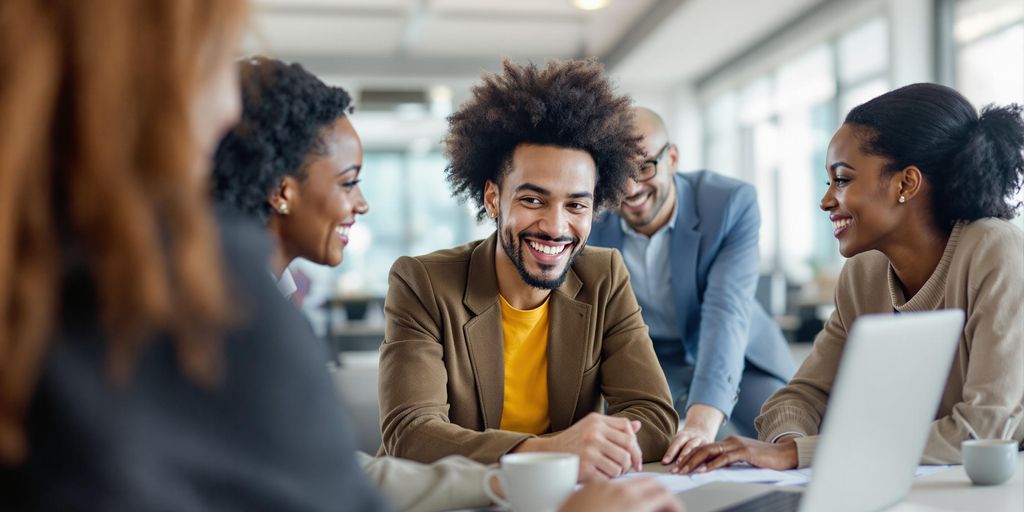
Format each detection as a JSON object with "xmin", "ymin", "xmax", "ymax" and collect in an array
[
  {"xmin": 678, "ymin": 170, "xmax": 755, "ymax": 206},
  {"xmin": 569, "ymin": 245, "xmax": 623, "ymax": 289},
  {"xmin": 411, "ymin": 239, "xmax": 482, "ymax": 265},
  {"xmin": 388, "ymin": 239, "xmax": 484, "ymax": 303}
]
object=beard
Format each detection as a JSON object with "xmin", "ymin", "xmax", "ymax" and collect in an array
[
  {"xmin": 624, "ymin": 185, "xmax": 671, "ymax": 228},
  {"xmin": 497, "ymin": 216, "xmax": 584, "ymax": 290}
]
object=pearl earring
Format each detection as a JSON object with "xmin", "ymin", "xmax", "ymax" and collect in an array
[
  {"xmin": 278, "ymin": 202, "xmax": 289, "ymax": 214},
  {"xmin": 898, "ymin": 195, "xmax": 906, "ymax": 204}
]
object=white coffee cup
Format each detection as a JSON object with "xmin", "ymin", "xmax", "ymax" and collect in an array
[
  {"xmin": 483, "ymin": 452, "xmax": 579, "ymax": 512},
  {"xmin": 961, "ymin": 439, "xmax": 1018, "ymax": 486}
]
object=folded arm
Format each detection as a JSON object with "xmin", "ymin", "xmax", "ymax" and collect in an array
[
  {"xmin": 357, "ymin": 453, "xmax": 491, "ymax": 512},
  {"xmin": 378, "ymin": 257, "xmax": 530, "ymax": 464},
  {"xmin": 922, "ymin": 233, "xmax": 1024, "ymax": 463}
]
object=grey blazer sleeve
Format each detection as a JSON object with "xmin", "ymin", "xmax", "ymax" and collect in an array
[{"xmin": 687, "ymin": 185, "xmax": 761, "ymax": 417}]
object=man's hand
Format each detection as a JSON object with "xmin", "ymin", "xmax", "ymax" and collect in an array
[
  {"xmin": 661, "ymin": 404, "xmax": 723, "ymax": 470},
  {"xmin": 513, "ymin": 413, "xmax": 643, "ymax": 482},
  {"xmin": 559, "ymin": 479, "xmax": 685, "ymax": 512},
  {"xmin": 674, "ymin": 435, "xmax": 799, "ymax": 474}
]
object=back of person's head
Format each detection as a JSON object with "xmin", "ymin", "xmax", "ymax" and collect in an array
[
  {"xmin": 211, "ymin": 57, "xmax": 353, "ymax": 224},
  {"xmin": 845, "ymin": 83, "xmax": 1024, "ymax": 229},
  {"xmin": 444, "ymin": 59, "xmax": 644, "ymax": 220},
  {"xmin": 0, "ymin": 0, "xmax": 247, "ymax": 464}
]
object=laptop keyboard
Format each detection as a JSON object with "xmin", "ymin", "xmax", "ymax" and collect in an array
[{"xmin": 719, "ymin": 490, "xmax": 803, "ymax": 512}]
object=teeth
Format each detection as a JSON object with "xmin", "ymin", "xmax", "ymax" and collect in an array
[
  {"xmin": 528, "ymin": 241, "xmax": 567, "ymax": 256},
  {"xmin": 832, "ymin": 218, "xmax": 851, "ymax": 230},
  {"xmin": 335, "ymin": 225, "xmax": 351, "ymax": 237},
  {"xmin": 624, "ymin": 193, "xmax": 648, "ymax": 207}
]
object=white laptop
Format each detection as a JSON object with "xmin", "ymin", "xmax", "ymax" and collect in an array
[{"xmin": 680, "ymin": 309, "xmax": 965, "ymax": 512}]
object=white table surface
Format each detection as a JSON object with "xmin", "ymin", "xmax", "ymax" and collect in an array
[
  {"xmin": 898, "ymin": 453, "xmax": 1023, "ymax": 511},
  {"xmin": 642, "ymin": 453, "xmax": 1023, "ymax": 512},
  {"xmin": 455, "ymin": 455, "xmax": 1023, "ymax": 512}
]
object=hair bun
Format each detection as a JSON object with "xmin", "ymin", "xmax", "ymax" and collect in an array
[
  {"xmin": 944, "ymin": 102, "xmax": 1024, "ymax": 222},
  {"xmin": 975, "ymin": 103, "xmax": 1024, "ymax": 149}
]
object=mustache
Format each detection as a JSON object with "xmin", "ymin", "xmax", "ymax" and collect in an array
[
  {"xmin": 517, "ymin": 231, "xmax": 578, "ymax": 245},
  {"xmin": 624, "ymin": 189, "xmax": 653, "ymax": 201}
]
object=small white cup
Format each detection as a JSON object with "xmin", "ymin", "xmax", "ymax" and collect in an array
[
  {"xmin": 483, "ymin": 452, "xmax": 579, "ymax": 512},
  {"xmin": 962, "ymin": 439, "xmax": 1018, "ymax": 486}
]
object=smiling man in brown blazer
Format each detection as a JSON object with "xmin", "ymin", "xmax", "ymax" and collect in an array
[{"xmin": 378, "ymin": 60, "xmax": 677, "ymax": 483}]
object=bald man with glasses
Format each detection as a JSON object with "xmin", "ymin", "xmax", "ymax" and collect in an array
[{"xmin": 589, "ymin": 107, "xmax": 795, "ymax": 469}]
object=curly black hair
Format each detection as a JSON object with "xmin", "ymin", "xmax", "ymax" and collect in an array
[
  {"xmin": 211, "ymin": 56, "xmax": 352, "ymax": 224},
  {"xmin": 846, "ymin": 83, "xmax": 1024, "ymax": 230},
  {"xmin": 444, "ymin": 59, "xmax": 643, "ymax": 220}
]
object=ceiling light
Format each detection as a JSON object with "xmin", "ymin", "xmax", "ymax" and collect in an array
[{"xmin": 572, "ymin": 0, "xmax": 610, "ymax": 11}]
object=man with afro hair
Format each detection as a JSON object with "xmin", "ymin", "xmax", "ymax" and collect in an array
[{"xmin": 378, "ymin": 59, "xmax": 678, "ymax": 482}]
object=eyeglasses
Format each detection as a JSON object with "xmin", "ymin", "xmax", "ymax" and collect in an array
[{"xmin": 636, "ymin": 142, "xmax": 670, "ymax": 182}]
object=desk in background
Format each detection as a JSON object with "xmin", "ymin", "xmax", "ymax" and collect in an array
[{"xmin": 320, "ymin": 295, "xmax": 386, "ymax": 355}]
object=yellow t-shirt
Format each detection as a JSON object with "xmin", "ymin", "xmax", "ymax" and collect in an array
[{"xmin": 497, "ymin": 294, "xmax": 551, "ymax": 435}]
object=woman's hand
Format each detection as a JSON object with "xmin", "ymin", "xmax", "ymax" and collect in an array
[{"xmin": 674, "ymin": 435, "xmax": 799, "ymax": 474}]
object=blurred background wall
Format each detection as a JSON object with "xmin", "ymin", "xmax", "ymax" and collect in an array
[{"xmin": 242, "ymin": 0, "xmax": 1023, "ymax": 349}]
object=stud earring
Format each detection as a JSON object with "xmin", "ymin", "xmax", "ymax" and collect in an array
[
  {"xmin": 278, "ymin": 202, "xmax": 289, "ymax": 214},
  {"xmin": 898, "ymin": 195, "xmax": 906, "ymax": 204}
]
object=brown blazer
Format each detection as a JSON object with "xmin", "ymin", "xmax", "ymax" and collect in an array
[{"xmin": 378, "ymin": 234, "xmax": 677, "ymax": 464}]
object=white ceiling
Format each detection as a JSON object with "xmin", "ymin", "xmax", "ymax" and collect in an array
[
  {"xmin": 247, "ymin": 0, "xmax": 829, "ymax": 88},
  {"xmin": 247, "ymin": 0, "xmax": 657, "ymax": 64},
  {"xmin": 610, "ymin": 0, "xmax": 826, "ymax": 87},
  {"xmin": 243, "ymin": 0, "xmax": 830, "ymax": 150}
]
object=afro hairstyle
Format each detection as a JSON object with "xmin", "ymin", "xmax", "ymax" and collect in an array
[
  {"xmin": 211, "ymin": 56, "xmax": 352, "ymax": 224},
  {"xmin": 444, "ymin": 59, "xmax": 643, "ymax": 220}
]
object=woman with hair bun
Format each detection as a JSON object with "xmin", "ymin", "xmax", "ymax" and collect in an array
[{"xmin": 672, "ymin": 83, "xmax": 1024, "ymax": 472}]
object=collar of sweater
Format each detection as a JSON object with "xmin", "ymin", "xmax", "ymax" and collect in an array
[{"xmin": 886, "ymin": 222, "xmax": 963, "ymax": 312}]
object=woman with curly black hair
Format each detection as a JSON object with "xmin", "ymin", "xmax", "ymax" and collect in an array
[
  {"xmin": 379, "ymin": 59, "xmax": 679, "ymax": 483},
  {"xmin": 212, "ymin": 56, "xmax": 368, "ymax": 297},
  {"xmin": 673, "ymin": 83, "xmax": 1024, "ymax": 473}
]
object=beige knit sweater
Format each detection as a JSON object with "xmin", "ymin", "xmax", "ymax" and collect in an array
[{"xmin": 756, "ymin": 218, "xmax": 1024, "ymax": 467}]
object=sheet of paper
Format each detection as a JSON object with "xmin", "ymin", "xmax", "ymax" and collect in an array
[
  {"xmin": 617, "ymin": 464, "xmax": 809, "ymax": 493},
  {"xmin": 615, "ymin": 471, "xmax": 709, "ymax": 494},
  {"xmin": 912, "ymin": 465, "xmax": 954, "ymax": 478},
  {"xmin": 790, "ymin": 465, "xmax": 953, "ymax": 480},
  {"xmin": 617, "ymin": 464, "xmax": 953, "ymax": 494}
]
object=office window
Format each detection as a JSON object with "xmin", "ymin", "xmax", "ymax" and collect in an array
[
  {"xmin": 775, "ymin": 45, "xmax": 835, "ymax": 281},
  {"xmin": 701, "ymin": 16, "xmax": 890, "ymax": 277},
  {"xmin": 837, "ymin": 17, "xmax": 889, "ymax": 88},
  {"xmin": 705, "ymin": 92, "xmax": 741, "ymax": 178},
  {"xmin": 337, "ymin": 152, "xmax": 406, "ymax": 295},
  {"xmin": 837, "ymin": 17, "xmax": 890, "ymax": 118},
  {"xmin": 291, "ymin": 151, "xmax": 485, "ymax": 305},
  {"xmin": 954, "ymin": 0, "xmax": 1024, "ymax": 228},
  {"xmin": 408, "ymin": 153, "xmax": 468, "ymax": 256},
  {"xmin": 954, "ymin": 0, "xmax": 1024, "ymax": 107}
]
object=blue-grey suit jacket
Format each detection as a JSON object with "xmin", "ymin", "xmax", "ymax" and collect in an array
[{"xmin": 589, "ymin": 171, "xmax": 794, "ymax": 417}]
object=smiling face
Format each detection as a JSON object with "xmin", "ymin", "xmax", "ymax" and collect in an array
[
  {"xmin": 619, "ymin": 110, "xmax": 677, "ymax": 234},
  {"xmin": 273, "ymin": 116, "xmax": 368, "ymax": 267},
  {"xmin": 485, "ymin": 144, "xmax": 596, "ymax": 290},
  {"xmin": 820, "ymin": 124, "xmax": 907, "ymax": 258}
]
